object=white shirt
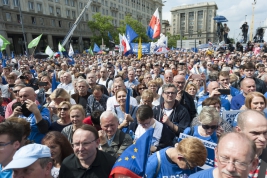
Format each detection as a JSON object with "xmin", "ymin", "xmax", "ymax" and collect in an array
[
  {"xmin": 0, "ymin": 84, "xmax": 9, "ymax": 98},
  {"xmin": 57, "ymin": 83, "xmax": 75, "ymax": 95},
  {"xmin": 106, "ymin": 96, "xmax": 138, "ymax": 111},
  {"xmin": 98, "ymin": 78, "xmax": 113, "ymax": 89}
]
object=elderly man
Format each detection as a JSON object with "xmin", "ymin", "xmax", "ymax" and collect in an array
[
  {"xmin": 124, "ymin": 70, "xmax": 139, "ymax": 89},
  {"xmin": 158, "ymin": 70, "xmax": 174, "ymax": 95},
  {"xmin": 97, "ymin": 67, "xmax": 113, "ymax": 93},
  {"xmin": 153, "ymin": 83, "xmax": 190, "ymax": 137},
  {"xmin": 86, "ymin": 72, "xmax": 109, "ymax": 96},
  {"xmin": 71, "ymin": 79, "xmax": 92, "ymax": 110},
  {"xmin": 57, "ymin": 72, "xmax": 74, "ymax": 94},
  {"xmin": 189, "ymin": 132, "xmax": 258, "ymax": 178},
  {"xmin": 98, "ymin": 111, "xmax": 132, "ymax": 158},
  {"xmin": 8, "ymin": 87, "xmax": 50, "ymax": 143},
  {"xmin": 3, "ymin": 144, "xmax": 53, "ymax": 178},
  {"xmin": 59, "ymin": 125, "xmax": 116, "ymax": 178},
  {"xmin": 231, "ymin": 78, "xmax": 256, "ymax": 110},
  {"xmin": 236, "ymin": 110, "xmax": 267, "ymax": 177},
  {"xmin": 152, "ymin": 64, "xmax": 164, "ymax": 80}
]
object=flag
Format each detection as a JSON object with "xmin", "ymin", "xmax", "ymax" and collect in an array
[
  {"xmin": 45, "ymin": 46, "xmax": 54, "ymax": 57},
  {"xmin": 2, "ymin": 59, "xmax": 6, "ymax": 67},
  {"xmin": 68, "ymin": 44, "xmax": 74, "ymax": 57},
  {"xmin": 109, "ymin": 128, "xmax": 154, "ymax": 178},
  {"xmin": 147, "ymin": 8, "xmax": 161, "ymax": 39},
  {"xmin": 88, "ymin": 47, "xmax": 94, "ymax": 56},
  {"xmin": 93, "ymin": 43, "xmax": 100, "ymax": 53},
  {"xmin": 108, "ymin": 31, "xmax": 113, "ymax": 41},
  {"xmin": 11, "ymin": 51, "xmax": 14, "ymax": 58},
  {"xmin": 0, "ymin": 52, "xmax": 2, "ymax": 59},
  {"xmin": 52, "ymin": 71, "xmax": 57, "ymax": 91},
  {"xmin": 125, "ymin": 88, "xmax": 131, "ymax": 114},
  {"xmin": 119, "ymin": 33, "xmax": 124, "ymax": 53},
  {"xmin": 209, "ymin": 41, "xmax": 213, "ymax": 46},
  {"xmin": 0, "ymin": 35, "xmax": 10, "ymax": 51},
  {"xmin": 28, "ymin": 34, "xmax": 42, "ymax": 48},
  {"xmin": 138, "ymin": 37, "xmax": 142, "ymax": 59},
  {"xmin": 58, "ymin": 43, "xmax": 65, "ymax": 52},
  {"xmin": 121, "ymin": 34, "xmax": 131, "ymax": 54},
  {"xmin": 68, "ymin": 56, "xmax": 75, "ymax": 65},
  {"xmin": 54, "ymin": 52, "xmax": 60, "ymax": 58},
  {"xmin": 126, "ymin": 24, "xmax": 138, "ymax": 42}
]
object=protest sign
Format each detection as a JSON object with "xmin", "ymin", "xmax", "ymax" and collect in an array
[
  {"xmin": 131, "ymin": 43, "xmax": 151, "ymax": 54},
  {"xmin": 222, "ymin": 110, "xmax": 240, "ymax": 126}
]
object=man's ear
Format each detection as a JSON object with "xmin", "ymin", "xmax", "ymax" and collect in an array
[
  {"xmin": 45, "ymin": 161, "xmax": 53, "ymax": 176},
  {"xmin": 235, "ymin": 126, "xmax": 241, "ymax": 132}
]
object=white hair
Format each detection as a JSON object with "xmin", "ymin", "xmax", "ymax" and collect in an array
[{"xmin": 100, "ymin": 111, "xmax": 119, "ymax": 123}]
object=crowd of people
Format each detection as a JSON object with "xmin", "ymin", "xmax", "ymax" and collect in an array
[{"xmin": 0, "ymin": 43, "xmax": 267, "ymax": 178}]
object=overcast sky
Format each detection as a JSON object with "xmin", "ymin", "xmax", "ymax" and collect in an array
[{"xmin": 162, "ymin": 0, "xmax": 267, "ymax": 41}]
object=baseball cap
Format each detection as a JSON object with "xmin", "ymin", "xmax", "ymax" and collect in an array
[{"xmin": 2, "ymin": 144, "xmax": 51, "ymax": 171}]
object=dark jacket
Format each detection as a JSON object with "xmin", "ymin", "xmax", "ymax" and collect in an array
[
  {"xmin": 179, "ymin": 91, "xmax": 197, "ymax": 121},
  {"xmin": 86, "ymin": 94, "xmax": 109, "ymax": 116},
  {"xmin": 71, "ymin": 92, "xmax": 92, "ymax": 104},
  {"xmin": 128, "ymin": 119, "xmax": 175, "ymax": 151},
  {"xmin": 88, "ymin": 84, "xmax": 109, "ymax": 96},
  {"xmin": 153, "ymin": 100, "xmax": 191, "ymax": 136},
  {"xmin": 231, "ymin": 77, "xmax": 266, "ymax": 94}
]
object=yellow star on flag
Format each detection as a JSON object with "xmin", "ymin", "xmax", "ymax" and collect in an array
[
  {"xmin": 131, "ymin": 155, "xmax": 136, "ymax": 159},
  {"xmin": 134, "ymin": 148, "xmax": 138, "ymax": 152},
  {"xmin": 125, "ymin": 157, "xmax": 129, "ymax": 161}
]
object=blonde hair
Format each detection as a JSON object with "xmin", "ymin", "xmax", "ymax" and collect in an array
[
  {"xmin": 199, "ymin": 106, "xmax": 221, "ymax": 125},
  {"xmin": 245, "ymin": 92, "xmax": 267, "ymax": 109},
  {"xmin": 141, "ymin": 89, "xmax": 153, "ymax": 102},
  {"xmin": 69, "ymin": 104, "xmax": 85, "ymax": 118},
  {"xmin": 50, "ymin": 88, "xmax": 70, "ymax": 100}
]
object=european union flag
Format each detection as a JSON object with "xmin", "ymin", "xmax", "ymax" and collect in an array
[
  {"xmin": 0, "ymin": 51, "xmax": 2, "ymax": 60},
  {"xmin": 2, "ymin": 59, "xmax": 6, "ymax": 67},
  {"xmin": 11, "ymin": 51, "xmax": 14, "ymax": 58},
  {"xmin": 68, "ymin": 56, "xmax": 75, "ymax": 65},
  {"xmin": 108, "ymin": 31, "xmax": 113, "ymax": 40},
  {"xmin": 93, "ymin": 43, "xmax": 100, "ymax": 52},
  {"xmin": 125, "ymin": 88, "xmax": 131, "ymax": 114},
  {"xmin": 126, "ymin": 24, "xmax": 138, "ymax": 43},
  {"xmin": 52, "ymin": 71, "xmax": 57, "ymax": 91},
  {"xmin": 109, "ymin": 128, "xmax": 154, "ymax": 178}
]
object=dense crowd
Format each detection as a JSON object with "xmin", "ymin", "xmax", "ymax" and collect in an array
[{"xmin": 1, "ymin": 41, "xmax": 267, "ymax": 178}]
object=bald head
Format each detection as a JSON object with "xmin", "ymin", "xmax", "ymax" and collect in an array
[
  {"xmin": 19, "ymin": 87, "xmax": 36, "ymax": 102},
  {"xmin": 173, "ymin": 75, "xmax": 186, "ymax": 90},
  {"xmin": 207, "ymin": 81, "xmax": 219, "ymax": 93},
  {"xmin": 241, "ymin": 78, "xmax": 255, "ymax": 88},
  {"xmin": 237, "ymin": 110, "xmax": 266, "ymax": 130}
]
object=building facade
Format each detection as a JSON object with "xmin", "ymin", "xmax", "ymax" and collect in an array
[
  {"xmin": 170, "ymin": 2, "xmax": 218, "ymax": 45},
  {"xmin": 0, "ymin": 0, "xmax": 164, "ymax": 55}
]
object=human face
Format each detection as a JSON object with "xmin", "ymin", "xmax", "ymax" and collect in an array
[
  {"xmin": 101, "ymin": 116, "xmax": 119, "ymax": 138},
  {"xmin": 164, "ymin": 73, "xmax": 173, "ymax": 84},
  {"xmin": 187, "ymin": 86, "xmax": 197, "ymax": 97},
  {"xmin": 209, "ymin": 103, "xmax": 221, "ymax": 112},
  {"xmin": 63, "ymin": 74, "xmax": 71, "ymax": 84},
  {"xmin": 128, "ymin": 71, "xmax": 135, "ymax": 81},
  {"xmin": 153, "ymin": 67, "xmax": 160, "ymax": 75},
  {"xmin": 77, "ymin": 82, "xmax": 88, "ymax": 96},
  {"xmin": 93, "ymin": 90, "xmax": 103, "ymax": 101},
  {"xmin": 87, "ymin": 74, "xmax": 96, "ymax": 85},
  {"xmin": 0, "ymin": 134, "xmax": 19, "ymax": 167},
  {"xmin": 137, "ymin": 118, "xmax": 153, "ymax": 129},
  {"xmin": 201, "ymin": 120, "xmax": 219, "ymax": 135},
  {"xmin": 3, "ymin": 68, "xmax": 10, "ymax": 76},
  {"xmin": 44, "ymin": 142, "xmax": 62, "ymax": 162},
  {"xmin": 70, "ymin": 109, "xmax": 84, "ymax": 128},
  {"xmin": 116, "ymin": 91, "xmax": 127, "ymax": 106},
  {"xmin": 148, "ymin": 83, "xmax": 158, "ymax": 94},
  {"xmin": 250, "ymin": 96, "xmax": 266, "ymax": 112},
  {"xmin": 193, "ymin": 79, "xmax": 202, "ymax": 88},
  {"xmin": 72, "ymin": 129, "xmax": 99, "ymax": 163},
  {"xmin": 57, "ymin": 104, "xmax": 70, "ymax": 119},
  {"xmin": 19, "ymin": 89, "xmax": 36, "ymax": 103},
  {"xmin": 241, "ymin": 80, "xmax": 256, "ymax": 95},
  {"xmin": 113, "ymin": 82, "xmax": 124, "ymax": 93},
  {"xmin": 243, "ymin": 69, "xmax": 255, "ymax": 78},
  {"xmin": 162, "ymin": 87, "xmax": 177, "ymax": 103},
  {"xmin": 100, "ymin": 69, "xmax": 107, "ymax": 78},
  {"xmin": 13, "ymin": 86, "xmax": 22, "ymax": 100},
  {"xmin": 141, "ymin": 97, "xmax": 153, "ymax": 107},
  {"xmin": 13, "ymin": 159, "xmax": 52, "ymax": 178},
  {"xmin": 138, "ymin": 85, "xmax": 146, "ymax": 94},
  {"xmin": 173, "ymin": 77, "xmax": 185, "ymax": 91},
  {"xmin": 219, "ymin": 76, "xmax": 230, "ymax": 88}
]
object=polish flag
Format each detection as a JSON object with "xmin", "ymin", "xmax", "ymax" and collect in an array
[
  {"xmin": 147, "ymin": 8, "xmax": 161, "ymax": 39},
  {"xmin": 121, "ymin": 34, "xmax": 131, "ymax": 54}
]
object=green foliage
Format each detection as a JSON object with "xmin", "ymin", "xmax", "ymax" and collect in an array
[
  {"xmin": 229, "ymin": 38, "xmax": 235, "ymax": 44},
  {"xmin": 166, "ymin": 32, "xmax": 187, "ymax": 48},
  {"xmin": 117, "ymin": 15, "xmax": 149, "ymax": 43}
]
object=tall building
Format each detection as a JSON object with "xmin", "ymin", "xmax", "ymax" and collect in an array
[
  {"xmin": 0, "ymin": 0, "xmax": 164, "ymax": 55},
  {"xmin": 170, "ymin": 2, "xmax": 218, "ymax": 44}
]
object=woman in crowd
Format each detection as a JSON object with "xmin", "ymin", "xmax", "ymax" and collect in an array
[
  {"xmin": 49, "ymin": 101, "xmax": 72, "ymax": 132},
  {"xmin": 146, "ymin": 80, "xmax": 160, "ymax": 106},
  {"xmin": 140, "ymin": 90, "xmax": 154, "ymax": 108},
  {"xmin": 184, "ymin": 106, "xmax": 221, "ymax": 143},
  {"xmin": 61, "ymin": 104, "xmax": 85, "ymax": 143},
  {"xmin": 113, "ymin": 88, "xmax": 138, "ymax": 133},
  {"xmin": 49, "ymin": 88, "xmax": 76, "ymax": 106},
  {"xmin": 145, "ymin": 137, "xmax": 207, "ymax": 178},
  {"xmin": 42, "ymin": 131, "xmax": 73, "ymax": 178},
  {"xmin": 185, "ymin": 83, "xmax": 198, "ymax": 109},
  {"xmin": 135, "ymin": 83, "xmax": 147, "ymax": 104}
]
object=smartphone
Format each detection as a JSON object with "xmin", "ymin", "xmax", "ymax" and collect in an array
[
  {"xmin": 9, "ymin": 84, "xmax": 15, "ymax": 88},
  {"xmin": 21, "ymin": 103, "xmax": 32, "ymax": 117},
  {"xmin": 179, "ymin": 62, "xmax": 186, "ymax": 65},
  {"xmin": 38, "ymin": 82, "xmax": 48, "ymax": 86},
  {"xmin": 218, "ymin": 89, "xmax": 231, "ymax": 95}
]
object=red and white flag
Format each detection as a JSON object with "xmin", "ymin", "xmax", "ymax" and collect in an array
[
  {"xmin": 121, "ymin": 34, "xmax": 131, "ymax": 54},
  {"xmin": 147, "ymin": 8, "xmax": 161, "ymax": 39}
]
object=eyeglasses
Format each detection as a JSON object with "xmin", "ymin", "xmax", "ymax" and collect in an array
[
  {"xmin": 57, "ymin": 108, "xmax": 69, "ymax": 111},
  {"xmin": 0, "ymin": 141, "xmax": 13, "ymax": 150},
  {"xmin": 138, "ymin": 87, "xmax": 146, "ymax": 90},
  {"xmin": 13, "ymin": 90, "xmax": 20, "ymax": 93},
  {"xmin": 218, "ymin": 155, "xmax": 251, "ymax": 170},
  {"xmin": 202, "ymin": 125, "xmax": 218, "ymax": 130},
  {"xmin": 72, "ymin": 139, "xmax": 97, "ymax": 148},
  {"xmin": 164, "ymin": 92, "xmax": 177, "ymax": 95},
  {"xmin": 178, "ymin": 154, "xmax": 194, "ymax": 170}
]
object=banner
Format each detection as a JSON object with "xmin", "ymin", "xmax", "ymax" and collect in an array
[
  {"xmin": 131, "ymin": 43, "xmax": 150, "ymax": 54},
  {"xmin": 179, "ymin": 133, "xmax": 217, "ymax": 170},
  {"xmin": 222, "ymin": 110, "xmax": 240, "ymax": 126}
]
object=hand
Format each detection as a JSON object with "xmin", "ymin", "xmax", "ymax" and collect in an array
[
  {"xmin": 162, "ymin": 114, "xmax": 171, "ymax": 125},
  {"xmin": 150, "ymin": 146, "xmax": 157, "ymax": 153},
  {"xmin": 125, "ymin": 114, "xmax": 134, "ymax": 122},
  {"xmin": 11, "ymin": 106, "xmax": 22, "ymax": 117},
  {"xmin": 98, "ymin": 130, "xmax": 107, "ymax": 145},
  {"xmin": 176, "ymin": 90, "xmax": 182, "ymax": 101},
  {"xmin": 24, "ymin": 99, "xmax": 39, "ymax": 114},
  {"xmin": 209, "ymin": 89, "xmax": 221, "ymax": 97},
  {"xmin": 120, "ymin": 119, "xmax": 129, "ymax": 128},
  {"xmin": 216, "ymin": 126, "xmax": 224, "ymax": 137}
]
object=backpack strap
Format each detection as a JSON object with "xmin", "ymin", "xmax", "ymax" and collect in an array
[
  {"xmin": 258, "ymin": 148, "xmax": 267, "ymax": 178},
  {"xmin": 189, "ymin": 126, "xmax": 194, "ymax": 136},
  {"xmin": 106, "ymin": 78, "xmax": 111, "ymax": 88},
  {"xmin": 154, "ymin": 151, "xmax": 161, "ymax": 178}
]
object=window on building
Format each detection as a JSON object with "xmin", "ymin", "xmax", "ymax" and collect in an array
[
  {"xmin": 198, "ymin": 11, "xmax": 203, "ymax": 18},
  {"xmin": 40, "ymin": 18, "xmax": 44, "ymax": 25},
  {"xmin": 16, "ymin": 14, "xmax": 20, "ymax": 23},
  {"xmin": 102, "ymin": 9, "xmax": 104, "ymax": 15},
  {"xmin": 31, "ymin": 16, "xmax": 35, "ymax": 24},
  {"xmin": 79, "ymin": 2, "xmax": 83, "ymax": 8},
  {"xmin": 65, "ymin": 0, "xmax": 69, "ymax": 5},
  {"xmin": 58, "ymin": 20, "xmax": 61, "ymax": 27},
  {"xmin": 28, "ymin": 1, "xmax": 34, "ymax": 10},
  {"xmin": 55, "ymin": 0, "xmax": 59, "ymax": 2},
  {"xmin": 49, "ymin": 6, "xmax": 54, "ymax": 14},
  {"xmin": 85, "ymin": 14, "xmax": 88, "ymax": 21},
  {"xmin": 69, "ymin": 22, "xmax": 72, "ymax": 28},
  {"xmin": 106, "ymin": 9, "xmax": 108, "ymax": 15},
  {"xmin": 72, "ymin": 11, "xmax": 75, "ymax": 18},
  {"xmin": 37, "ymin": 3, "xmax": 42, "ymax": 11},
  {"xmin": 101, "ymin": 0, "xmax": 104, "ymax": 5},
  {"xmin": 51, "ymin": 19, "xmax": 55, "ymax": 26},
  {"xmin": 66, "ymin": 9, "xmax": 70, "ymax": 16},
  {"xmin": 13, "ymin": 0, "xmax": 18, "ymax": 7},
  {"xmin": 3, "ymin": 0, "xmax": 9, "ymax": 5},
  {"xmin": 70, "ymin": 0, "xmax": 74, "ymax": 6},
  {"xmin": 105, "ymin": 0, "xmax": 107, "ymax": 6},
  {"xmin": 56, "ymin": 8, "xmax": 61, "ymax": 15},
  {"xmin": 6, "ymin": 13, "xmax": 11, "ymax": 21}
]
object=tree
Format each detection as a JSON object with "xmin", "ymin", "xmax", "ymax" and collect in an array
[
  {"xmin": 166, "ymin": 32, "xmax": 187, "ymax": 48},
  {"xmin": 117, "ymin": 15, "xmax": 149, "ymax": 43},
  {"xmin": 87, "ymin": 13, "xmax": 116, "ymax": 48}
]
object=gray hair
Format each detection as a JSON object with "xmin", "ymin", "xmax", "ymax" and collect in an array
[
  {"xmin": 100, "ymin": 111, "xmax": 119, "ymax": 123},
  {"xmin": 162, "ymin": 83, "xmax": 177, "ymax": 93},
  {"xmin": 76, "ymin": 79, "xmax": 89, "ymax": 87},
  {"xmin": 199, "ymin": 106, "xmax": 221, "ymax": 125}
]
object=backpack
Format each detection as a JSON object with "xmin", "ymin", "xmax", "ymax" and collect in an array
[{"xmin": 97, "ymin": 78, "xmax": 112, "ymax": 88}]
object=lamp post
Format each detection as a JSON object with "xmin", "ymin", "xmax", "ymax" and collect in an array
[{"xmin": 18, "ymin": 0, "xmax": 29, "ymax": 57}]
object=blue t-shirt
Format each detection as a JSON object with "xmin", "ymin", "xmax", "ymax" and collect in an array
[
  {"xmin": 231, "ymin": 94, "xmax": 245, "ymax": 110},
  {"xmin": 189, "ymin": 168, "xmax": 214, "ymax": 178},
  {"xmin": 183, "ymin": 126, "xmax": 218, "ymax": 143},
  {"xmin": 0, "ymin": 164, "xmax": 12, "ymax": 178},
  {"xmin": 145, "ymin": 147, "xmax": 192, "ymax": 178}
]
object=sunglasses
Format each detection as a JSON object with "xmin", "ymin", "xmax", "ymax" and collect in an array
[
  {"xmin": 202, "ymin": 125, "xmax": 218, "ymax": 130},
  {"xmin": 13, "ymin": 90, "xmax": 20, "ymax": 93},
  {"xmin": 57, "ymin": 108, "xmax": 69, "ymax": 111},
  {"xmin": 138, "ymin": 87, "xmax": 146, "ymax": 90}
]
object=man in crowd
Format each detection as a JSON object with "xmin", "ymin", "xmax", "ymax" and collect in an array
[
  {"xmin": 241, "ymin": 22, "xmax": 249, "ymax": 43},
  {"xmin": 59, "ymin": 125, "xmax": 116, "ymax": 177},
  {"xmin": 71, "ymin": 79, "xmax": 91, "ymax": 110},
  {"xmin": 97, "ymin": 67, "xmax": 113, "ymax": 93},
  {"xmin": 57, "ymin": 72, "xmax": 74, "ymax": 94},
  {"xmin": 23, "ymin": 70, "xmax": 39, "ymax": 91},
  {"xmin": 236, "ymin": 110, "xmax": 267, "ymax": 177},
  {"xmin": 3, "ymin": 144, "xmax": 53, "ymax": 178},
  {"xmin": 98, "ymin": 111, "xmax": 132, "ymax": 158},
  {"xmin": 86, "ymin": 72, "xmax": 109, "ymax": 96},
  {"xmin": 152, "ymin": 63, "xmax": 164, "ymax": 80},
  {"xmin": 158, "ymin": 70, "xmax": 174, "ymax": 95},
  {"xmin": 189, "ymin": 132, "xmax": 258, "ymax": 178},
  {"xmin": 8, "ymin": 87, "xmax": 50, "ymax": 143},
  {"xmin": 124, "ymin": 70, "xmax": 139, "ymax": 89}
]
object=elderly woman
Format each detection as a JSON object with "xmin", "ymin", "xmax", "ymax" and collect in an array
[
  {"xmin": 145, "ymin": 137, "xmax": 207, "ymax": 178},
  {"xmin": 184, "ymin": 106, "xmax": 221, "ymax": 143},
  {"xmin": 145, "ymin": 80, "xmax": 160, "ymax": 106}
]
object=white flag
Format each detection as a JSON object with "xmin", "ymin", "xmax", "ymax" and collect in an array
[
  {"xmin": 45, "ymin": 46, "xmax": 54, "ymax": 57},
  {"xmin": 0, "ymin": 38, "xmax": 3, "ymax": 47},
  {"xmin": 68, "ymin": 44, "xmax": 74, "ymax": 57},
  {"xmin": 119, "ymin": 33, "xmax": 123, "ymax": 53}
]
